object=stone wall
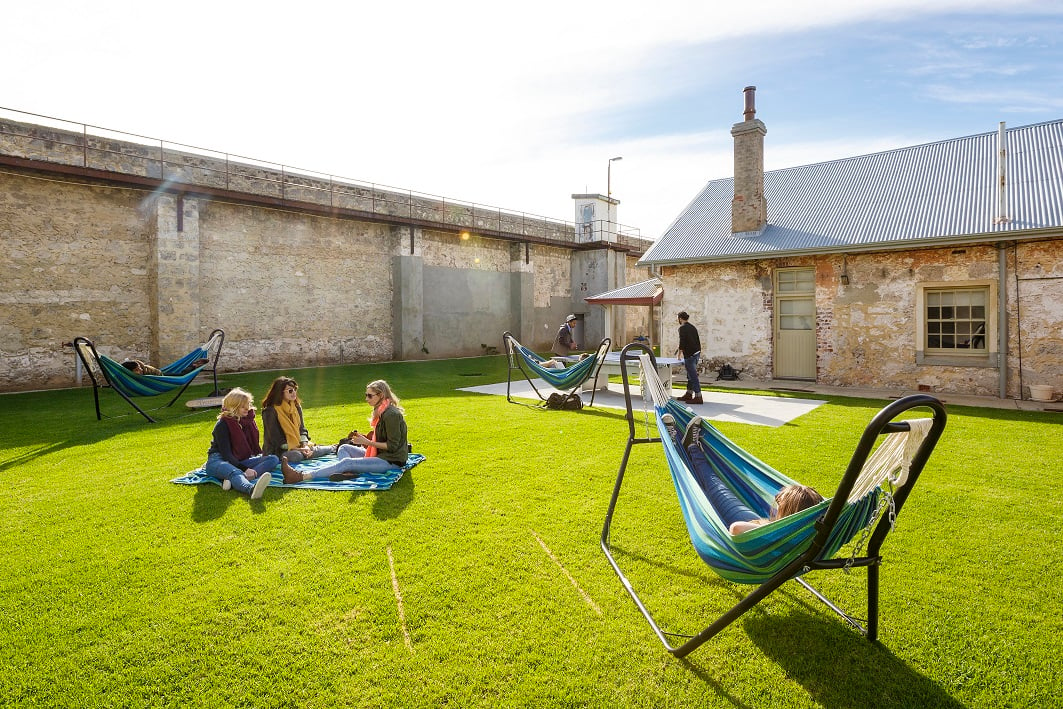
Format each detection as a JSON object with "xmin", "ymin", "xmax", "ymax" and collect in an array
[
  {"xmin": 660, "ymin": 242, "xmax": 1063, "ymax": 398},
  {"xmin": 1, "ymin": 166, "xmax": 643, "ymax": 391},
  {"xmin": 2, "ymin": 171, "xmax": 155, "ymax": 390}
]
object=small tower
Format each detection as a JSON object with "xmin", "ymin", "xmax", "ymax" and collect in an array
[{"xmin": 570, "ymin": 193, "xmax": 619, "ymax": 244}]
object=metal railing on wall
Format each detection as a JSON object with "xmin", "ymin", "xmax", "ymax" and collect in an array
[{"xmin": 0, "ymin": 106, "xmax": 651, "ymax": 252}]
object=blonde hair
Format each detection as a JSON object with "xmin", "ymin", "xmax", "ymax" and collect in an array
[
  {"xmin": 771, "ymin": 484, "xmax": 824, "ymax": 520},
  {"xmin": 367, "ymin": 379, "xmax": 404, "ymax": 414},
  {"xmin": 219, "ymin": 387, "xmax": 254, "ymax": 420}
]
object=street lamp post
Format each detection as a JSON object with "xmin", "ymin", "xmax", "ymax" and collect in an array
[{"xmin": 607, "ymin": 156, "xmax": 623, "ymax": 199}]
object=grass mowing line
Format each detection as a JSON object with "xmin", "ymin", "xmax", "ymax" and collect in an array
[
  {"xmin": 386, "ymin": 545, "xmax": 413, "ymax": 652},
  {"xmin": 530, "ymin": 529, "xmax": 602, "ymax": 616}
]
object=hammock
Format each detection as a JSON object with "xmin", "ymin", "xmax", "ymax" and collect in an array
[
  {"xmin": 601, "ymin": 343, "xmax": 946, "ymax": 657},
  {"xmin": 73, "ymin": 329, "xmax": 225, "ymax": 422},
  {"xmin": 501, "ymin": 331, "xmax": 611, "ymax": 407}
]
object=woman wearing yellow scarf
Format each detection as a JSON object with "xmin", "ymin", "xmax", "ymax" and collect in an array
[{"xmin": 261, "ymin": 376, "xmax": 335, "ymax": 483}]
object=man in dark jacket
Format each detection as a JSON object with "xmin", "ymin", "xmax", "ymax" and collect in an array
[
  {"xmin": 551, "ymin": 314, "xmax": 579, "ymax": 356},
  {"xmin": 677, "ymin": 311, "xmax": 703, "ymax": 404}
]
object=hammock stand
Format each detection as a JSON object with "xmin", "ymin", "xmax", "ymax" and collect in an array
[
  {"xmin": 73, "ymin": 329, "xmax": 225, "ymax": 423},
  {"xmin": 601, "ymin": 343, "xmax": 946, "ymax": 657},
  {"xmin": 501, "ymin": 332, "xmax": 611, "ymax": 407}
]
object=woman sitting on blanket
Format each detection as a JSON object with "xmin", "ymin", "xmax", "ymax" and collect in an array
[
  {"xmin": 662, "ymin": 413, "xmax": 822, "ymax": 535},
  {"xmin": 260, "ymin": 376, "xmax": 335, "ymax": 483},
  {"xmin": 204, "ymin": 388, "xmax": 279, "ymax": 500},
  {"xmin": 288, "ymin": 379, "xmax": 409, "ymax": 482}
]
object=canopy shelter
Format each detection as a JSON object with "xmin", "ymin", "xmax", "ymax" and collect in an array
[{"xmin": 584, "ymin": 277, "xmax": 663, "ymax": 349}]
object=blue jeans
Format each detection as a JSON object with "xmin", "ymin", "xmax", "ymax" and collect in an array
[
  {"xmin": 283, "ymin": 445, "xmax": 335, "ymax": 463},
  {"xmin": 307, "ymin": 444, "xmax": 399, "ymax": 479},
  {"xmin": 686, "ymin": 444, "xmax": 757, "ymax": 527},
  {"xmin": 205, "ymin": 452, "xmax": 279, "ymax": 495},
  {"xmin": 683, "ymin": 352, "xmax": 702, "ymax": 394}
]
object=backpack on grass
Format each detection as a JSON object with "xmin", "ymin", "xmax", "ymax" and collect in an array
[{"xmin": 545, "ymin": 392, "xmax": 583, "ymax": 410}]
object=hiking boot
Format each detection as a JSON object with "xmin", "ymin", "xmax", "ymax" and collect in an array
[
  {"xmin": 677, "ymin": 392, "xmax": 692, "ymax": 402},
  {"xmin": 281, "ymin": 458, "xmax": 303, "ymax": 485},
  {"xmin": 682, "ymin": 416, "xmax": 704, "ymax": 448},
  {"xmin": 250, "ymin": 472, "xmax": 272, "ymax": 500},
  {"xmin": 689, "ymin": 394, "xmax": 704, "ymax": 405}
]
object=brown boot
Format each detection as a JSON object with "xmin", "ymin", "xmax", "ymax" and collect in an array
[
  {"xmin": 677, "ymin": 392, "xmax": 692, "ymax": 402},
  {"xmin": 689, "ymin": 394, "xmax": 704, "ymax": 405},
  {"xmin": 281, "ymin": 458, "xmax": 303, "ymax": 484}
]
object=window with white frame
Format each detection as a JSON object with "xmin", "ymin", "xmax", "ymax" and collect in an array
[{"xmin": 923, "ymin": 286, "xmax": 988, "ymax": 353}]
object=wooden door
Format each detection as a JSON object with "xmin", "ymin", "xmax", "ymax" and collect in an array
[{"xmin": 774, "ymin": 268, "xmax": 816, "ymax": 379}]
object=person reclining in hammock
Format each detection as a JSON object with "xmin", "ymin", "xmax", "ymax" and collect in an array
[
  {"xmin": 122, "ymin": 356, "xmax": 210, "ymax": 376},
  {"xmin": 539, "ymin": 352, "xmax": 592, "ymax": 369},
  {"xmin": 661, "ymin": 414, "xmax": 823, "ymax": 535}
]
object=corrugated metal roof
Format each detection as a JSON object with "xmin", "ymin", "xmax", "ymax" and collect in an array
[
  {"xmin": 584, "ymin": 278, "xmax": 663, "ymax": 305},
  {"xmin": 640, "ymin": 119, "xmax": 1063, "ymax": 265}
]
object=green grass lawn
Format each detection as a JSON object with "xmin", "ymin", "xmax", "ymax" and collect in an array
[{"xmin": 2, "ymin": 357, "xmax": 1060, "ymax": 708}]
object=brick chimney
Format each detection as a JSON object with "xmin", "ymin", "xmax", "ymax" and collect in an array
[{"xmin": 731, "ymin": 86, "xmax": 767, "ymax": 234}]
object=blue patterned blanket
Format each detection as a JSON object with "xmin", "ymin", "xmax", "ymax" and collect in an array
[{"xmin": 171, "ymin": 453, "xmax": 425, "ymax": 491}]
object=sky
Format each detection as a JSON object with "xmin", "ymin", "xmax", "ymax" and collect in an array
[{"xmin": 3, "ymin": 0, "xmax": 1063, "ymax": 239}]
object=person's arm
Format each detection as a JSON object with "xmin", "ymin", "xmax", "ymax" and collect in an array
[
  {"xmin": 260, "ymin": 407, "xmax": 282, "ymax": 454},
  {"xmin": 729, "ymin": 519, "xmax": 765, "ymax": 535}
]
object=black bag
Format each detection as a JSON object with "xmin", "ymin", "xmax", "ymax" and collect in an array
[
  {"xmin": 545, "ymin": 392, "xmax": 583, "ymax": 410},
  {"xmin": 717, "ymin": 364, "xmax": 741, "ymax": 381}
]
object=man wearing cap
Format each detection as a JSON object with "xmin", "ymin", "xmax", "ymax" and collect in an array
[{"xmin": 551, "ymin": 314, "xmax": 579, "ymax": 356}]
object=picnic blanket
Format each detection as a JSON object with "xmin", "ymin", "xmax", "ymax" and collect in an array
[{"xmin": 172, "ymin": 453, "xmax": 426, "ymax": 491}]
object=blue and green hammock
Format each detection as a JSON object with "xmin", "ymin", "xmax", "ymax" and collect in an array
[
  {"xmin": 501, "ymin": 331, "xmax": 611, "ymax": 407},
  {"xmin": 74, "ymin": 329, "xmax": 225, "ymax": 422},
  {"xmin": 601, "ymin": 344, "xmax": 946, "ymax": 657}
]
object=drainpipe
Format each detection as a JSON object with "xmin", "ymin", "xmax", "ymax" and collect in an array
[{"xmin": 998, "ymin": 243, "xmax": 1008, "ymax": 398}]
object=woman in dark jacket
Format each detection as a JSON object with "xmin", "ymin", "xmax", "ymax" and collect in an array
[
  {"xmin": 260, "ymin": 376, "xmax": 335, "ymax": 482},
  {"xmin": 203, "ymin": 387, "xmax": 279, "ymax": 499}
]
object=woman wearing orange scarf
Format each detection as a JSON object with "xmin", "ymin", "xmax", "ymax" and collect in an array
[
  {"xmin": 261, "ymin": 376, "xmax": 335, "ymax": 483},
  {"xmin": 295, "ymin": 379, "xmax": 409, "ymax": 482}
]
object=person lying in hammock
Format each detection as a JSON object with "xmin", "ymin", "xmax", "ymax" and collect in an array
[
  {"xmin": 121, "ymin": 359, "xmax": 162, "ymax": 376},
  {"xmin": 662, "ymin": 413, "xmax": 823, "ymax": 535},
  {"xmin": 727, "ymin": 484, "xmax": 824, "ymax": 535},
  {"xmin": 540, "ymin": 352, "xmax": 592, "ymax": 369},
  {"xmin": 122, "ymin": 357, "xmax": 210, "ymax": 376}
]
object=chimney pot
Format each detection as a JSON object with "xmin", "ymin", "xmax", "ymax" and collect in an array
[{"xmin": 743, "ymin": 86, "xmax": 756, "ymax": 121}]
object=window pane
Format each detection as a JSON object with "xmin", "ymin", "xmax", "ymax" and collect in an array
[{"xmin": 924, "ymin": 286, "xmax": 988, "ymax": 352}]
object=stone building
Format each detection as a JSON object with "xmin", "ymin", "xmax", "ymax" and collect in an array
[
  {"xmin": 0, "ymin": 112, "xmax": 649, "ymax": 392},
  {"xmin": 641, "ymin": 87, "xmax": 1063, "ymax": 401}
]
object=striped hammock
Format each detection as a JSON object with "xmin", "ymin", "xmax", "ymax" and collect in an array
[
  {"xmin": 98, "ymin": 351, "xmax": 209, "ymax": 398},
  {"xmin": 510, "ymin": 341, "xmax": 603, "ymax": 389},
  {"xmin": 640, "ymin": 353, "xmax": 933, "ymax": 585},
  {"xmin": 501, "ymin": 331, "xmax": 612, "ymax": 406}
]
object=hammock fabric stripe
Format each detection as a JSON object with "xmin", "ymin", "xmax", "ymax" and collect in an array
[
  {"xmin": 656, "ymin": 398, "xmax": 880, "ymax": 584},
  {"xmin": 512, "ymin": 342, "xmax": 601, "ymax": 389},
  {"xmin": 99, "ymin": 353, "xmax": 206, "ymax": 398}
]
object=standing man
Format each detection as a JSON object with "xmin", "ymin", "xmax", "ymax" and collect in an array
[
  {"xmin": 552, "ymin": 314, "xmax": 579, "ymax": 356},
  {"xmin": 676, "ymin": 311, "xmax": 703, "ymax": 404}
]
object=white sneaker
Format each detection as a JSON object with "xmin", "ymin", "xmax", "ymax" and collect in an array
[
  {"xmin": 221, "ymin": 479, "xmax": 232, "ymax": 491},
  {"xmin": 250, "ymin": 472, "xmax": 272, "ymax": 500}
]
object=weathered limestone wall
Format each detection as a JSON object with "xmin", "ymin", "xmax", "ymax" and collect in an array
[
  {"xmin": 194, "ymin": 200, "xmax": 396, "ymax": 370},
  {"xmin": 660, "ymin": 242, "xmax": 1063, "ymax": 398},
  {"xmin": 1, "ymin": 172, "xmax": 155, "ymax": 390},
  {"xmin": 661, "ymin": 261, "xmax": 774, "ymax": 376}
]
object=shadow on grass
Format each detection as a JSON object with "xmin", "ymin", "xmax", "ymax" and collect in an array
[
  {"xmin": 186, "ymin": 471, "xmax": 416, "ymax": 522},
  {"xmin": 743, "ymin": 609, "xmax": 965, "ymax": 708}
]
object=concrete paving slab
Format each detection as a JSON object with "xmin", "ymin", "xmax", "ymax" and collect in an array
[{"xmin": 458, "ymin": 379, "xmax": 825, "ymax": 428}]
